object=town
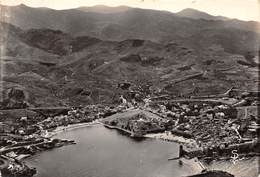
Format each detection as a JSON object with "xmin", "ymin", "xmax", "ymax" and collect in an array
[{"xmin": 0, "ymin": 86, "xmax": 259, "ymax": 177}]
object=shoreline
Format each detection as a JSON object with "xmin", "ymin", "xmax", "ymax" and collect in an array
[
  {"xmin": 14, "ymin": 121, "xmax": 101, "ymax": 162},
  {"xmin": 28, "ymin": 122, "xmax": 207, "ymax": 177},
  {"xmin": 144, "ymin": 132, "xmax": 199, "ymax": 150},
  {"xmin": 101, "ymin": 123, "xmax": 199, "ymax": 150},
  {"xmin": 100, "ymin": 123, "xmax": 206, "ymax": 175},
  {"xmin": 48, "ymin": 121, "xmax": 101, "ymax": 137},
  {"xmin": 181, "ymin": 157, "xmax": 206, "ymax": 174},
  {"xmin": 100, "ymin": 123, "xmax": 258, "ymax": 177},
  {"xmin": 17, "ymin": 120, "xmax": 255, "ymax": 177}
]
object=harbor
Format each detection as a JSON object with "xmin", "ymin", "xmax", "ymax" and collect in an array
[{"xmin": 24, "ymin": 125, "xmax": 201, "ymax": 177}]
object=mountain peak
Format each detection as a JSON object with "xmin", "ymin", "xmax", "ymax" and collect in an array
[
  {"xmin": 177, "ymin": 8, "xmax": 228, "ymax": 21},
  {"xmin": 17, "ymin": 3, "xmax": 29, "ymax": 8},
  {"xmin": 77, "ymin": 5, "xmax": 131, "ymax": 13},
  {"xmin": 179, "ymin": 8, "xmax": 201, "ymax": 13}
]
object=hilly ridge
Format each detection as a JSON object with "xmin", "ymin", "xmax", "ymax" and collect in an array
[
  {"xmin": 0, "ymin": 21, "xmax": 258, "ymax": 108},
  {"xmin": 176, "ymin": 8, "xmax": 229, "ymax": 21},
  {"xmin": 77, "ymin": 5, "xmax": 131, "ymax": 14},
  {"xmin": 1, "ymin": 4, "xmax": 259, "ymax": 44}
]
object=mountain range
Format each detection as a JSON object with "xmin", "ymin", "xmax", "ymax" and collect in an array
[
  {"xmin": 0, "ymin": 4, "xmax": 259, "ymax": 108},
  {"xmin": 1, "ymin": 4, "xmax": 259, "ymax": 41}
]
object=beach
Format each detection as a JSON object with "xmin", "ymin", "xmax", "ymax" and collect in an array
[
  {"xmin": 48, "ymin": 121, "xmax": 100, "ymax": 137},
  {"xmin": 145, "ymin": 132, "xmax": 199, "ymax": 150}
]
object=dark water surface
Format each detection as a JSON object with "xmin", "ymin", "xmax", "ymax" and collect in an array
[{"xmin": 25, "ymin": 125, "xmax": 194, "ymax": 177}]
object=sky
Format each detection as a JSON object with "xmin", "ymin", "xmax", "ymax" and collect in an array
[{"xmin": 0, "ymin": 0, "xmax": 259, "ymax": 21}]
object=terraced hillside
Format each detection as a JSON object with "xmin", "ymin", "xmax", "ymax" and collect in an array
[{"xmin": 0, "ymin": 21, "xmax": 258, "ymax": 108}]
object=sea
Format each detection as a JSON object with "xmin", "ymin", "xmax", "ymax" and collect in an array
[{"xmin": 25, "ymin": 124, "xmax": 197, "ymax": 177}]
